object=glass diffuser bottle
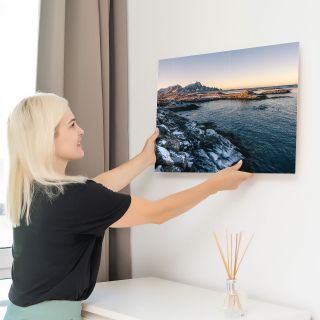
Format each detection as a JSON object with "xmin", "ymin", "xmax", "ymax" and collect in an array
[{"xmin": 223, "ymin": 278, "xmax": 247, "ymax": 318}]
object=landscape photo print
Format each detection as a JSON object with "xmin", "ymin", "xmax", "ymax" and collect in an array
[{"xmin": 155, "ymin": 42, "xmax": 299, "ymax": 173}]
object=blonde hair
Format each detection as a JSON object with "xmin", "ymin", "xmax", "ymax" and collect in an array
[{"xmin": 6, "ymin": 93, "xmax": 88, "ymax": 227}]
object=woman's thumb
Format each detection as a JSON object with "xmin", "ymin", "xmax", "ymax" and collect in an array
[
  {"xmin": 149, "ymin": 128, "xmax": 159, "ymax": 141},
  {"xmin": 231, "ymin": 160, "xmax": 243, "ymax": 170},
  {"xmin": 153, "ymin": 128, "xmax": 159, "ymax": 137}
]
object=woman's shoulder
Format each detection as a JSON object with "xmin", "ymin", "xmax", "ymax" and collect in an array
[
  {"xmin": 58, "ymin": 179, "xmax": 112, "ymax": 200},
  {"xmin": 63, "ymin": 179, "xmax": 100, "ymax": 193},
  {"xmin": 32, "ymin": 179, "xmax": 94, "ymax": 201},
  {"xmin": 32, "ymin": 179, "xmax": 113, "ymax": 208}
]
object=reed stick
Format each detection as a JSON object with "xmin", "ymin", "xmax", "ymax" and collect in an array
[
  {"xmin": 230, "ymin": 234, "xmax": 233, "ymax": 278},
  {"xmin": 213, "ymin": 232, "xmax": 232, "ymax": 279},
  {"xmin": 232, "ymin": 233, "xmax": 238, "ymax": 279},
  {"xmin": 226, "ymin": 229, "xmax": 230, "ymax": 275},
  {"xmin": 235, "ymin": 233, "xmax": 255, "ymax": 276}
]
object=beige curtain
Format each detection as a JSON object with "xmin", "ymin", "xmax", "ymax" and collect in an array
[{"xmin": 36, "ymin": 0, "xmax": 131, "ymax": 281}]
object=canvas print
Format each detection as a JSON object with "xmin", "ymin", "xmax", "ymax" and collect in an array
[{"xmin": 155, "ymin": 42, "xmax": 299, "ymax": 173}]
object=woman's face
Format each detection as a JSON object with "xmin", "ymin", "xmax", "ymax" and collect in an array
[{"xmin": 54, "ymin": 108, "xmax": 85, "ymax": 162}]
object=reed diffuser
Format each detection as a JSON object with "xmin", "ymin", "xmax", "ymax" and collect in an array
[{"xmin": 213, "ymin": 231, "xmax": 254, "ymax": 318}]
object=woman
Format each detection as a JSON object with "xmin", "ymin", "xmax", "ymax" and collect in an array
[{"xmin": 4, "ymin": 93, "xmax": 252, "ymax": 320}]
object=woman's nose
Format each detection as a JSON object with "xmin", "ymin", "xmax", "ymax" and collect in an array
[{"xmin": 78, "ymin": 126, "xmax": 84, "ymax": 135}]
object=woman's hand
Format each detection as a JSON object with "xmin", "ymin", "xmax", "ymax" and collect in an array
[
  {"xmin": 94, "ymin": 128, "xmax": 160, "ymax": 191},
  {"xmin": 207, "ymin": 160, "xmax": 253, "ymax": 192},
  {"xmin": 140, "ymin": 127, "xmax": 160, "ymax": 166}
]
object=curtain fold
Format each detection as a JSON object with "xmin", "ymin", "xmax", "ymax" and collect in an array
[
  {"xmin": 108, "ymin": 0, "xmax": 132, "ymax": 281},
  {"xmin": 36, "ymin": 0, "xmax": 131, "ymax": 282}
]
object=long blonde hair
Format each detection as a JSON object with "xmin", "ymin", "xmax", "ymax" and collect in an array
[{"xmin": 6, "ymin": 93, "xmax": 88, "ymax": 227}]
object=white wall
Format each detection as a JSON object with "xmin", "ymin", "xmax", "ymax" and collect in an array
[{"xmin": 127, "ymin": 0, "xmax": 320, "ymax": 317}]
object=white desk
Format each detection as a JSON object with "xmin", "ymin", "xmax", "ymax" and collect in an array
[{"xmin": 81, "ymin": 277, "xmax": 311, "ymax": 320}]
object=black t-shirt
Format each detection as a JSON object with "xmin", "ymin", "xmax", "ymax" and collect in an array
[{"xmin": 8, "ymin": 179, "xmax": 131, "ymax": 307}]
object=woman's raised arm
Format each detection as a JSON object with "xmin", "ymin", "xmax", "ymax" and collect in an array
[
  {"xmin": 110, "ymin": 161, "xmax": 252, "ymax": 228},
  {"xmin": 92, "ymin": 129, "xmax": 159, "ymax": 191}
]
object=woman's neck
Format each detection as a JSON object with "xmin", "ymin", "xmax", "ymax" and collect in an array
[{"xmin": 53, "ymin": 157, "xmax": 68, "ymax": 175}]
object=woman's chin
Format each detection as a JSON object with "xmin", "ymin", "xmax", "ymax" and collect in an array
[
  {"xmin": 75, "ymin": 149, "xmax": 84, "ymax": 159},
  {"xmin": 79, "ymin": 150, "xmax": 85, "ymax": 158},
  {"xmin": 77, "ymin": 145, "xmax": 84, "ymax": 156}
]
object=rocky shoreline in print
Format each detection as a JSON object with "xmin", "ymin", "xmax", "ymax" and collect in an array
[{"xmin": 155, "ymin": 108, "xmax": 246, "ymax": 172}]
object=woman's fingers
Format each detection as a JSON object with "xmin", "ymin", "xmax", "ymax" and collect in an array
[
  {"xmin": 149, "ymin": 128, "xmax": 159, "ymax": 142},
  {"xmin": 229, "ymin": 160, "xmax": 253, "ymax": 182},
  {"xmin": 241, "ymin": 171, "xmax": 253, "ymax": 180},
  {"xmin": 231, "ymin": 160, "xmax": 243, "ymax": 171}
]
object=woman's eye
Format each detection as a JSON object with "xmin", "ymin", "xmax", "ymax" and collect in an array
[{"xmin": 71, "ymin": 122, "xmax": 75, "ymax": 127}]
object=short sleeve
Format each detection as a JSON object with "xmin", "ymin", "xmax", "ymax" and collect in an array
[{"xmin": 63, "ymin": 179, "xmax": 131, "ymax": 236}]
